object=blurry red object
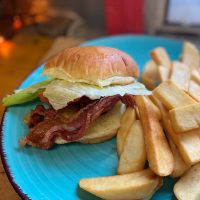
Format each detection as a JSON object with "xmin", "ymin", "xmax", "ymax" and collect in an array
[
  {"xmin": 105, "ymin": 0, "xmax": 144, "ymax": 35},
  {"xmin": 13, "ymin": 16, "xmax": 23, "ymax": 30}
]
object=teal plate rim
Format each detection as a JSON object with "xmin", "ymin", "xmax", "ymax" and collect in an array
[
  {"xmin": 0, "ymin": 34, "xmax": 182, "ymax": 200},
  {"xmin": 1, "ymin": 94, "xmax": 30, "ymax": 199}
]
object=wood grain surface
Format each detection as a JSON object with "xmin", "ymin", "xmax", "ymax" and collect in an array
[{"xmin": 0, "ymin": 32, "xmax": 84, "ymax": 199}]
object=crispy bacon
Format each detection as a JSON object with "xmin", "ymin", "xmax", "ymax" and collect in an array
[
  {"xmin": 27, "ymin": 96, "xmax": 95, "ymax": 128},
  {"xmin": 22, "ymin": 95, "xmax": 122, "ymax": 149},
  {"xmin": 38, "ymin": 92, "xmax": 49, "ymax": 103},
  {"xmin": 27, "ymin": 105, "xmax": 56, "ymax": 128},
  {"xmin": 121, "ymin": 94, "xmax": 136, "ymax": 108},
  {"xmin": 21, "ymin": 94, "xmax": 135, "ymax": 149},
  {"xmin": 67, "ymin": 96, "xmax": 95, "ymax": 108},
  {"xmin": 39, "ymin": 91, "xmax": 95, "ymax": 108}
]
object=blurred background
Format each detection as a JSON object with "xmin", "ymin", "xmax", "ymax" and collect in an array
[{"xmin": 0, "ymin": 0, "xmax": 200, "ymax": 199}]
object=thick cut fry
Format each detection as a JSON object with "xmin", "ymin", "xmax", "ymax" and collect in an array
[
  {"xmin": 79, "ymin": 169, "xmax": 162, "ymax": 200},
  {"xmin": 166, "ymin": 133, "xmax": 190, "ymax": 178},
  {"xmin": 174, "ymin": 163, "xmax": 200, "ymax": 200},
  {"xmin": 150, "ymin": 47, "xmax": 171, "ymax": 69},
  {"xmin": 135, "ymin": 96, "xmax": 173, "ymax": 176},
  {"xmin": 188, "ymin": 80, "xmax": 200, "ymax": 102},
  {"xmin": 153, "ymin": 80, "xmax": 196, "ymax": 110},
  {"xmin": 135, "ymin": 106, "xmax": 140, "ymax": 119},
  {"xmin": 191, "ymin": 69, "xmax": 200, "ymax": 85},
  {"xmin": 152, "ymin": 96, "xmax": 200, "ymax": 165},
  {"xmin": 168, "ymin": 121, "xmax": 200, "ymax": 165},
  {"xmin": 148, "ymin": 96, "xmax": 161, "ymax": 120},
  {"xmin": 118, "ymin": 120, "xmax": 146, "ymax": 174},
  {"xmin": 181, "ymin": 41, "xmax": 200, "ymax": 69},
  {"xmin": 141, "ymin": 77, "xmax": 156, "ymax": 90},
  {"xmin": 170, "ymin": 61, "xmax": 190, "ymax": 91},
  {"xmin": 170, "ymin": 103, "xmax": 200, "ymax": 132},
  {"xmin": 141, "ymin": 60, "xmax": 158, "ymax": 90},
  {"xmin": 117, "ymin": 107, "xmax": 136, "ymax": 155},
  {"xmin": 158, "ymin": 65, "xmax": 170, "ymax": 82}
]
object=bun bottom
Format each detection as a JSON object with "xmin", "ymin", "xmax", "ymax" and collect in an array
[{"xmin": 55, "ymin": 102, "xmax": 125, "ymax": 144}]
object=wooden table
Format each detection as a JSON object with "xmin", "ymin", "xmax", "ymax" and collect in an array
[{"xmin": 0, "ymin": 33, "xmax": 84, "ymax": 199}]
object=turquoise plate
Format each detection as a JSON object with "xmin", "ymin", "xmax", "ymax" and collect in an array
[{"xmin": 1, "ymin": 35, "xmax": 182, "ymax": 200}]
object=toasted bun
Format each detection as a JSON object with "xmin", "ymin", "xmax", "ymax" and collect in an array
[
  {"xmin": 55, "ymin": 102, "xmax": 125, "ymax": 144},
  {"xmin": 43, "ymin": 46, "xmax": 139, "ymax": 87}
]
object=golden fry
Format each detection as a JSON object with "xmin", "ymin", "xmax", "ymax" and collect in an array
[
  {"xmin": 135, "ymin": 96, "xmax": 173, "ymax": 176},
  {"xmin": 148, "ymin": 96, "xmax": 161, "ymax": 120},
  {"xmin": 141, "ymin": 60, "xmax": 158, "ymax": 90},
  {"xmin": 152, "ymin": 96, "xmax": 200, "ymax": 165},
  {"xmin": 150, "ymin": 47, "xmax": 171, "ymax": 69},
  {"xmin": 174, "ymin": 163, "xmax": 200, "ymax": 200},
  {"xmin": 117, "ymin": 107, "xmax": 136, "ymax": 155},
  {"xmin": 79, "ymin": 169, "xmax": 162, "ymax": 200},
  {"xmin": 181, "ymin": 41, "xmax": 200, "ymax": 69},
  {"xmin": 135, "ymin": 106, "xmax": 140, "ymax": 119},
  {"xmin": 191, "ymin": 69, "xmax": 200, "ymax": 85},
  {"xmin": 158, "ymin": 65, "xmax": 170, "ymax": 82},
  {"xmin": 166, "ymin": 133, "xmax": 190, "ymax": 178},
  {"xmin": 118, "ymin": 120, "xmax": 146, "ymax": 174},
  {"xmin": 188, "ymin": 80, "xmax": 200, "ymax": 102},
  {"xmin": 170, "ymin": 61, "xmax": 190, "ymax": 91},
  {"xmin": 169, "ymin": 103, "xmax": 200, "ymax": 132},
  {"xmin": 153, "ymin": 80, "xmax": 196, "ymax": 110}
]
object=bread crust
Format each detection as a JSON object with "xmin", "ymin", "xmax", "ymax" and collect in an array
[{"xmin": 43, "ymin": 46, "xmax": 139, "ymax": 87}]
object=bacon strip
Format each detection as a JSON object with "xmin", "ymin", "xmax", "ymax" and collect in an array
[
  {"xmin": 121, "ymin": 93, "xmax": 136, "ymax": 108},
  {"xmin": 28, "ymin": 105, "xmax": 56, "ymax": 127},
  {"xmin": 28, "ymin": 96, "xmax": 95, "ymax": 128},
  {"xmin": 21, "ymin": 94, "xmax": 135, "ymax": 149},
  {"xmin": 39, "ymin": 91, "xmax": 95, "ymax": 108},
  {"xmin": 38, "ymin": 92, "xmax": 49, "ymax": 103},
  {"xmin": 22, "ymin": 95, "xmax": 122, "ymax": 149}
]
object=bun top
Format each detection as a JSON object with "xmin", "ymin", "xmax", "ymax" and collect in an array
[{"xmin": 43, "ymin": 46, "xmax": 139, "ymax": 87}]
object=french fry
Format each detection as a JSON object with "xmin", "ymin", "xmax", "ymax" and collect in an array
[
  {"xmin": 152, "ymin": 96, "xmax": 200, "ymax": 165},
  {"xmin": 168, "ymin": 121, "xmax": 200, "ymax": 165},
  {"xmin": 166, "ymin": 133, "xmax": 190, "ymax": 178},
  {"xmin": 118, "ymin": 120, "xmax": 146, "ymax": 174},
  {"xmin": 135, "ymin": 96, "xmax": 173, "ymax": 176},
  {"xmin": 153, "ymin": 80, "xmax": 196, "ymax": 110},
  {"xmin": 141, "ymin": 60, "xmax": 158, "ymax": 90},
  {"xmin": 117, "ymin": 107, "xmax": 136, "ymax": 155},
  {"xmin": 147, "ymin": 96, "xmax": 161, "ymax": 120},
  {"xmin": 79, "ymin": 169, "xmax": 162, "ymax": 200},
  {"xmin": 157, "ymin": 65, "xmax": 170, "ymax": 82},
  {"xmin": 149, "ymin": 94, "xmax": 160, "ymax": 108},
  {"xmin": 188, "ymin": 80, "xmax": 200, "ymax": 102},
  {"xmin": 174, "ymin": 163, "xmax": 200, "ymax": 200},
  {"xmin": 191, "ymin": 68, "xmax": 200, "ymax": 85},
  {"xmin": 150, "ymin": 47, "xmax": 171, "ymax": 69},
  {"xmin": 141, "ymin": 77, "xmax": 156, "ymax": 90},
  {"xmin": 135, "ymin": 106, "xmax": 140, "ymax": 119},
  {"xmin": 170, "ymin": 61, "xmax": 190, "ymax": 91},
  {"xmin": 181, "ymin": 41, "xmax": 200, "ymax": 69},
  {"xmin": 169, "ymin": 103, "xmax": 200, "ymax": 132}
]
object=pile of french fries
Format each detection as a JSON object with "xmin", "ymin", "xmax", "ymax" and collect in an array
[{"xmin": 79, "ymin": 41, "xmax": 200, "ymax": 200}]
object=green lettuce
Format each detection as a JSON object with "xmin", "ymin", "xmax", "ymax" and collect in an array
[
  {"xmin": 2, "ymin": 78, "xmax": 54, "ymax": 106},
  {"xmin": 43, "ymin": 80, "xmax": 152, "ymax": 110}
]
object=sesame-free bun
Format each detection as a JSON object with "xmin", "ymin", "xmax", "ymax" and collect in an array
[{"xmin": 43, "ymin": 46, "xmax": 139, "ymax": 87}]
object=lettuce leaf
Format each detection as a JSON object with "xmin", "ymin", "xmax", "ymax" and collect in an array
[
  {"xmin": 2, "ymin": 78, "xmax": 54, "ymax": 106},
  {"xmin": 44, "ymin": 80, "xmax": 152, "ymax": 110}
]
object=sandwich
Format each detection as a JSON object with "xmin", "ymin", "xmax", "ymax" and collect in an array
[{"xmin": 3, "ymin": 46, "xmax": 151, "ymax": 149}]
